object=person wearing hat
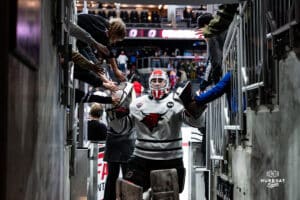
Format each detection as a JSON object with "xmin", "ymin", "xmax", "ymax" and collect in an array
[
  {"xmin": 193, "ymin": 4, "xmax": 246, "ymax": 113},
  {"xmin": 196, "ymin": 4, "xmax": 238, "ymax": 38},
  {"xmin": 195, "ymin": 10, "xmax": 230, "ymax": 91}
]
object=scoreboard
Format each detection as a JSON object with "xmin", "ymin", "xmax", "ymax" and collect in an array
[{"xmin": 126, "ymin": 28, "xmax": 203, "ymax": 39}]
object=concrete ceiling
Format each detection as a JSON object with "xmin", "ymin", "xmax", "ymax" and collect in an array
[{"xmin": 99, "ymin": 0, "xmax": 243, "ymax": 5}]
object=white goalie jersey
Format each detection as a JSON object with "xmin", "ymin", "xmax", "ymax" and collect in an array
[{"xmin": 129, "ymin": 92, "xmax": 205, "ymax": 160}]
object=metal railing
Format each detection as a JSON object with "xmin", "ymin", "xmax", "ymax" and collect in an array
[
  {"xmin": 207, "ymin": 97, "xmax": 226, "ymax": 159},
  {"xmin": 242, "ymin": 0, "xmax": 273, "ymax": 107},
  {"xmin": 206, "ymin": 12, "xmax": 244, "ymax": 158},
  {"xmin": 266, "ymin": 0, "xmax": 298, "ymax": 31}
]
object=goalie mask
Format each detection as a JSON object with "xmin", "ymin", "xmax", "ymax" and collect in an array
[{"xmin": 149, "ymin": 69, "xmax": 170, "ymax": 100}]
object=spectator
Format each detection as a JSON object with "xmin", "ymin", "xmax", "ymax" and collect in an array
[
  {"xmin": 88, "ymin": 103, "xmax": 107, "ymax": 142},
  {"xmin": 167, "ymin": 60, "xmax": 174, "ymax": 70},
  {"xmin": 75, "ymin": 14, "xmax": 127, "ymax": 81},
  {"xmin": 168, "ymin": 68, "xmax": 178, "ymax": 90},
  {"xmin": 132, "ymin": 76, "xmax": 144, "ymax": 97},
  {"xmin": 161, "ymin": 51, "xmax": 169, "ymax": 68},
  {"xmin": 152, "ymin": 51, "xmax": 161, "ymax": 68},
  {"xmin": 196, "ymin": 12, "xmax": 220, "ymax": 88},
  {"xmin": 71, "ymin": 51, "xmax": 118, "ymax": 91},
  {"xmin": 195, "ymin": 5, "xmax": 238, "ymax": 89},
  {"xmin": 103, "ymin": 83, "xmax": 136, "ymax": 200},
  {"xmin": 177, "ymin": 66, "xmax": 188, "ymax": 84},
  {"xmin": 69, "ymin": 20, "xmax": 109, "ymax": 57},
  {"xmin": 196, "ymin": 65, "xmax": 206, "ymax": 88},
  {"xmin": 129, "ymin": 54, "xmax": 137, "ymax": 66},
  {"xmin": 117, "ymin": 50, "xmax": 128, "ymax": 73},
  {"xmin": 69, "ymin": 23, "xmax": 117, "ymax": 90},
  {"xmin": 174, "ymin": 48, "xmax": 180, "ymax": 56}
]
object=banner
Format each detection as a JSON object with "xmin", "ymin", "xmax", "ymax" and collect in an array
[{"xmin": 97, "ymin": 144, "xmax": 108, "ymax": 200}]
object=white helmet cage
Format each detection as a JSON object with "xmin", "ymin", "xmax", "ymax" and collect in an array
[{"xmin": 149, "ymin": 69, "xmax": 170, "ymax": 99}]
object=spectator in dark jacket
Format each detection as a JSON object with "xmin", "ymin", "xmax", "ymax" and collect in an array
[
  {"xmin": 88, "ymin": 103, "xmax": 107, "ymax": 142},
  {"xmin": 76, "ymin": 14, "xmax": 127, "ymax": 82},
  {"xmin": 196, "ymin": 12, "xmax": 226, "ymax": 88},
  {"xmin": 103, "ymin": 83, "xmax": 136, "ymax": 200}
]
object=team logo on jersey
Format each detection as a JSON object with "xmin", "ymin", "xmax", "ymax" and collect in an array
[
  {"xmin": 141, "ymin": 111, "xmax": 166, "ymax": 131},
  {"xmin": 136, "ymin": 102, "xmax": 143, "ymax": 108},
  {"xmin": 167, "ymin": 102, "xmax": 174, "ymax": 108}
]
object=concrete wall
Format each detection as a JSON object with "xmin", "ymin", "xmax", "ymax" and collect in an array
[
  {"xmin": 212, "ymin": 51, "xmax": 300, "ymax": 200},
  {"xmin": 4, "ymin": 0, "xmax": 69, "ymax": 199},
  {"xmin": 232, "ymin": 51, "xmax": 300, "ymax": 200},
  {"xmin": 231, "ymin": 146, "xmax": 251, "ymax": 200}
]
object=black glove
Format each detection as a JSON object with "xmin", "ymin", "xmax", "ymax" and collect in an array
[{"xmin": 185, "ymin": 100, "xmax": 207, "ymax": 118}]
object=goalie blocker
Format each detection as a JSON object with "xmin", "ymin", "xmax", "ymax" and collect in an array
[{"xmin": 175, "ymin": 81, "xmax": 207, "ymax": 118}]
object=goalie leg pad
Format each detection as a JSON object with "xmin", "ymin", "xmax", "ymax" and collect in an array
[
  {"xmin": 116, "ymin": 178, "xmax": 143, "ymax": 200},
  {"xmin": 150, "ymin": 168, "xmax": 180, "ymax": 200}
]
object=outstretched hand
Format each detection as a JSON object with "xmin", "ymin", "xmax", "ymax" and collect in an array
[
  {"xmin": 111, "ymin": 92, "xmax": 121, "ymax": 106},
  {"xmin": 103, "ymin": 81, "xmax": 119, "ymax": 92},
  {"xmin": 93, "ymin": 64, "xmax": 105, "ymax": 75},
  {"xmin": 93, "ymin": 67, "xmax": 119, "ymax": 91},
  {"xmin": 94, "ymin": 42, "xmax": 109, "ymax": 56},
  {"xmin": 114, "ymin": 68, "xmax": 127, "ymax": 82},
  {"xmin": 195, "ymin": 28, "xmax": 205, "ymax": 39}
]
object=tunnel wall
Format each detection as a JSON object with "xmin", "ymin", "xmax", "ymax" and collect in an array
[
  {"xmin": 3, "ymin": 0, "xmax": 69, "ymax": 199},
  {"xmin": 248, "ymin": 52, "xmax": 300, "ymax": 200},
  {"xmin": 230, "ymin": 52, "xmax": 300, "ymax": 200}
]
